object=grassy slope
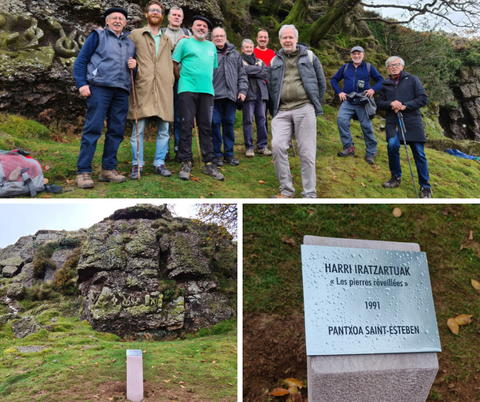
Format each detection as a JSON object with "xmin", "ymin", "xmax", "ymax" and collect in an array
[
  {"xmin": 1, "ymin": 109, "xmax": 479, "ymax": 199},
  {"xmin": 0, "ymin": 306, "xmax": 237, "ymax": 402},
  {"xmin": 243, "ymin": 204, "xmax": 480, "ymax": 392}
]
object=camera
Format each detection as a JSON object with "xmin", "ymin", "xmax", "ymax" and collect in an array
[{"xmin": 357, "ymin": 80, "xmax": 365, "ymax": 90}]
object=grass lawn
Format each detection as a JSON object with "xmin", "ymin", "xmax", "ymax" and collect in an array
[{"xmin": 1, "ymin": 108, "xmax": 479, "ymax": 198}]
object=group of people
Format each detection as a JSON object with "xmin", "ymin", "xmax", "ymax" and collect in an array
[{"xmin": 73, "ymin": 2, "xmax": 432, "ymax": 199}]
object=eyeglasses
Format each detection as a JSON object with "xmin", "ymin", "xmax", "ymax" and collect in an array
[
  {"xmin": 388, "ymin": 63, "xmax": 402, "ymax": 68},
  {"xmin": 148, "ymin": 8, "xmax": 163, "ymax": 14},
  {"xmin": 107, "ymin": 17, "xmax": 126, "ymax": 22},
  {"xmin": 212, "ymin": 35, "xmax": 226, "ymax": 38}
]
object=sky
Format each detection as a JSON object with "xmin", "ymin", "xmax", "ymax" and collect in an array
[
  {"xmin": 0, "ymin": 200, "xmax": 198, "ymax": 249},
  {"xmin": 363, "ymin": 0, "xmax": 477, "ymax": 36}
]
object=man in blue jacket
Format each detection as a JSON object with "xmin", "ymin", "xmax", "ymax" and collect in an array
[
  {"xmin": 331, "ymin": 46, "xmax": 383, "ymax": 164},
  {"xmin": 211, "ymin": 27, "xmax": 248, "ymax": 167},
  {"xmin": 268, "ymin": 25, "xmax": 326, "ymax": 198},
  {"xmin": 73, "ymin": 7, "xmax": 136, "ymax": 189}
]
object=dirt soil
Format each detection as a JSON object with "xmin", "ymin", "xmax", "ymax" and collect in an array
[
  {"xmin": 41, "ymin": 380, "xmax": 236, "ymax": 402},
  {"xmin": 243, "ymin": 313, "xmax": 480, "ymax": 402}
]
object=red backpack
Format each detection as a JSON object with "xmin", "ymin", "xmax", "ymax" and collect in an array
[{"xmin": 0, "ymin": 150, "xmax": 45, "ymax": 197}]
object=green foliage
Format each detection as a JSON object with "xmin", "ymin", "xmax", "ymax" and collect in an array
[
  {"xmin": 33, "ymin": 242, "xmax": 58, "ymax": 279},
  {"xmin": 195, "ymin": 204, "xmax": 237, "ymax": 239},
  {"xmin": 458, "ymin": 39, "xmax": 480, "ymax": 67},
  {"xmin": 158, "ymin": 279, "xmax": 182, "ymax": 302},
  {"xmin": 0, "ymin": 112, "xmax": 50, "ymax": 139},
  {"xmin": 53, "ymin": 246, "xmax": 81, "ymax": 295},
  {"xmin": 186, "ymin": 317, "xmax": 237, "ymax": 339},
  {"xmin": 24, "ymin": 282, "xmax": 59, "ymax": 301}
]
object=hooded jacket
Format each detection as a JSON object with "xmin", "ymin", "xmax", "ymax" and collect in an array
[
  {"xmin": 212, "ymin": 43, "xmax": 248, "ymax": 102},
  {"xmin": 127, "ymin": 27, "xmax": 174, "ymax": 121},
  {"xmin": 267, "ymin": 44, "xmax": 326, "ymax": 117},
  {"xmin": 377, "ymin": 71, "xmax": 428, "ymax": 143}
]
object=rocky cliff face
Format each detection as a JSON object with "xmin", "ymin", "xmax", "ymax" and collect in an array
[
  {"xmin": 0, "ymin": 204, "xmax": 237, "ymax": 337},
  {"xmin": 439, "ymin": 67, "xmax": 480, "ymax": 142},
  {"xmin": 0, "ymin": 0, "xmax": 223, "ymax": 122}
]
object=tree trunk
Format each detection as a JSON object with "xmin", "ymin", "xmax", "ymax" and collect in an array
[
  {"xmin": 309, "ymin": 0, "xmax": 362, "ymax": 45},
  {"xmin": 282, "ymin": 0, "xmax": 310, "ymax": 26}
]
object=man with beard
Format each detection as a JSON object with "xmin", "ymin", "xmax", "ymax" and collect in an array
[
  {"xmin": 127, "ymin": 0, "xmax": 174, "ymax": 179},
  {"xmin": 268, "ymin": 25, "xmax": 326, "ymax": 198},
  {"xmin": 172, "ymin": 16, "xmax": 224, "ymax": 181},
  {"xmin": 73, "ymin": 7, "xmax": 136, "ymax": 189},
  {"xmin": 211, "ymin": 27, "xmax": 248, "ymax": 167},
  {"xmin": 162, "ymin": 6, "xmax": 191, "ymax": 160}
]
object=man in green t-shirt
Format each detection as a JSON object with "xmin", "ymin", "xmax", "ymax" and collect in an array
[{"xmin": 172, "ymin": 15, "xmax": 224, "ymax": 181}]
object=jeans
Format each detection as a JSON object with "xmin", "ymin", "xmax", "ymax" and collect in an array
[
  {"xmin": 243, "ymin": 91, "xmax": 268, "ymax": 150},
  {"xmin": 177, "ymin": 92, "xmax": 215, "ymax": 163},
  {"xmin": 271, "ymin": 104, "xmax": 317, "ymax": 198},
  {"xmin": 77, "ymin": 85, "xmax": 129, "ymax": 173},
  {"xmin": 337, "ymin": 100, "xmax": 377, "ymax": 157},
  {"xmin": 387, "ymin": 133, "xmax": 430, "ymax": 188},
  {"xmin": 130, "ymin": 117, "xmax": 169, "ymax": 167},
  {"xmin": 212, "ymin": 98, "xmax": 237, "ymax": 158}
]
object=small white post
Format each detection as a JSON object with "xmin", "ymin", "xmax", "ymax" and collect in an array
[{"xmin": 126, "ymin": 349, "xmax": 143, "ymax": 402}]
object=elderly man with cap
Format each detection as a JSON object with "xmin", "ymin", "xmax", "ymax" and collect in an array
[
  {"xmin": 73, "ymin": 7, "xmax": 136, "ymax": 189},
  {"xmin": 331, "ymin": 46, "xmax": 383, "ymax": 165},
  {"xmin": 172, "ymin": 15, "xmax": 224, "ymax": 181}
]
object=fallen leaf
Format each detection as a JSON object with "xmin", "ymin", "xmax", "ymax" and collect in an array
[
  {"xmin": 392, "ymin": 208, "xmax": 402, "ymax": 218},
  {"xmin": 212, "ymin": 360, "xmax": 216, "ymax": 364},
  {"xmin": 471, "ymin": 279, "xmax": 480, "ymax": 290},
  {"xmin": 283, "ymin": 378, "xmax": 305, "ymax": 389},
  {"xmin": 43, "ymin": 178, "xmax": 49, "ymax": 185},
  {"xmin": 164, "ymin": 380, "xmax": 171, "ymax": 383},
  {"xmin": 44, "ymin": 165, "xmax": 50, "ymax": 171},
  {"xmin": 282, "ymin": 238, "xmax": 296, "ymax": 246},
  {"xmin": 288, "ymin": 386, "xmax": 299, "ymax": 394},
  {"xmin": 447, "ymin": 318, "xmax": 459, "ymax": 335},
  {"xmin": 469, "ymin": 230, "xmax": 473, "ymax": 240},
  {"xmin": 361, "ymin": 182, "xmax": 366, "ymax": 188},
  {"xmin": 270, "ymin": 388, "xmax": 290, "ymax": 396},
  {"xmin": 430, "ymin": 230, "xmax": 438, "ymax": 237},
  {"xmin": 333, "ymin": 175, "xmax": 337, "ymax": 179},
  {"xmin": 66, "ymin": 179, "xmax": 74, "ymax": 184},
  {"xmin": 454, "ymin": 314, "xmax": 473, "ymax": 326}
]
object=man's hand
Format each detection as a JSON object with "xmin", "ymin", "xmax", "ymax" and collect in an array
[
  {"xmin": 79, "ymin": 85, "xmax": 91, "ymax": 97},
  {"xmin": 338, "ymin": 92, "xmax": 347, "ymax": 101},
  {"xmin": 390, "ymin": 100, "xmax": 405, "ymax": 113},
  {"xmin": 128, "ymin": 57, "xmax": 136, "ymax": 69},
  {"xmin": 238, "ymin": 93, "xmax": 246, "ymax": 102},
  {"xmin": 364, "ymin": 88, "xmax": 375, "ymax": 98},
  {"xmin": 178, "ymin": 35, "xmax": 189, "ymax": 42}
]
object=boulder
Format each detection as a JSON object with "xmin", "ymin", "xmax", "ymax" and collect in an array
[
  {"xmin": 2, "ymin": 265, "xmax": 22, "ymax": 278},
  {"xmin": 6, "ymin": 283, "xmax": 24, "ymax": 299},
  {"xmin": 12, "ymin": 316, "xmax": 42, "ymax": 338},
  {"xmin": 44, "ymin": 248, "xmax": 74, "ymax": 283},
  {"xmin": 12, "ymin": 262, "xmax": 35, "ymax": 288}
]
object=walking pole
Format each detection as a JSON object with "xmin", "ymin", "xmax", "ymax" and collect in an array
[
  {"xmin": 193, "ymin": 117, "xmax": 202, "ymax": 169},
  {"xmin": 130, "ymin": 69, "xmax": 141, "ymax": 180},
  {"xmin": 290, "ymin": 139, "xmax": 297, "ymax": 157},
  {"xmin": 397, "ymin": 111, "xmax": 419, "ymax": 198}
]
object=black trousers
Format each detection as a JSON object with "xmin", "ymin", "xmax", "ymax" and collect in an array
[{"xmin": 178, "ymin": 92, "xmax": 215, "ymax": 163}]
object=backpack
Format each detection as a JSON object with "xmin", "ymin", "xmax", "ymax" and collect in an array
[
  {"xmin": 0, "ymin": 150, "xmax": 45, "ymax": 197},
  {"xmin": 161, "ymin": 27, "xmax": 189, "ymax": 36},
  {"xmin": 343, "ymin": 62, "xmax": 372, "ymax": 79}
]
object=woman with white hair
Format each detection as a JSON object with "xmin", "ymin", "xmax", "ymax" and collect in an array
[{"xmin": 377, "ymin": 56, "xmax": 432, "ymax": 198}]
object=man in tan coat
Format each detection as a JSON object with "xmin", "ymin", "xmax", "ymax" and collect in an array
[{"xmin": 127, "ymin": 0, "xmax": 174, "ymax": 179}]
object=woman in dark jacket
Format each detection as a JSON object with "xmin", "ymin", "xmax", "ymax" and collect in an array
[
  {"xmin": 377, "ymin": 56, "xmax": 432, "ymax": 198},
  {"xmin": 241, "ymin": 39, "xmax": 271, "ymax": 158}
]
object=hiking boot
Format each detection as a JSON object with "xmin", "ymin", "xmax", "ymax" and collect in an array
[
  {"xmin": 364, "ymin": 155, "xmax": 375, "ymax": 165},
  {"xmin": 224, "ymin": 156, "xmax": 240, "ymax": 166},
  {"xmin": 337, "ymin": 145, "xmax": 355, "ymax": 157},
  {"xmin": 420, "ymin": 186, "xmax": 433, "ymax": 199},
  {"xmin": 246, "ymin": 149, "xmax": 255, "ymax": 158},
  {"xmin": 214, "ymin": 157, "xmax": 223, "ymax": 167},
  {"xmin": 257, "ymin": 147, "xmax": 272, "ymax": 156},
  {"xmin": 203, "ymin": 162, "xmax": 224, "ymax": 181},
  {"xmin": 382, "ymin": 175, "xmax": 401, "ymax": 188},
  {"xmin": 270, "ymin": 193, "xmax": 294, "ymax": 199},
  {"xmin": 178, "ymin": 161, "xmax": 192, "ymax": 180},
  {"xmin": 154, "ymin": 164, "xmax": 172, "ymax": 177},
  {"xmin": 76, "ymin": 173, "xmax": 94, "ymax": 189},
  {"xmin": 98, "ymin": 169, "xmax": 126, "ymax": 183},
  {"xmin": 129, "ymin": 165, "xmax": 143, "ymax": 180}
]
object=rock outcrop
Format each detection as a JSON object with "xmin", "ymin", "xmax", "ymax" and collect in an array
[
  {"xmin": 0, "ymin": 204, "xmax": 236, "ymax": 338},
  {"xmin": 0, "ymin": 0, "xmax": 223, "ymax": 121}
]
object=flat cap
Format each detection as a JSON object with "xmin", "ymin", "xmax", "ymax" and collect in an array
[
  {"xmin": 192, "ymin": 15, "xmax": 213, "ymax": 30},
  {"xmin": 350, "ymin": 46, "xmax": 365, "ymax": 53},
  {"xmin": 104, "ymin": 7, "xmax": 128, "ymax": 19}
]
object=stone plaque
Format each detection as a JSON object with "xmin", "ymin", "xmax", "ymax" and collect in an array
[{"xmin": 302, "ymin": 245, "xmax": 442, "ymax": 356}]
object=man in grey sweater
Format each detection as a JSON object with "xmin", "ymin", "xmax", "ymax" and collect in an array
[{"xmin": 268, "ymin": 24, "xmax": 326, "ymax": 198}]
